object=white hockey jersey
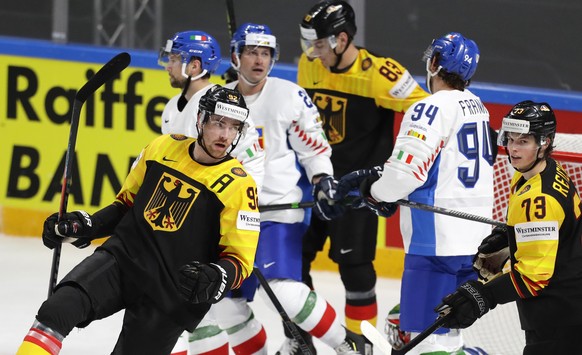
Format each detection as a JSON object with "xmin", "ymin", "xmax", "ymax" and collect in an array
[
  {"xmin": 226, "ymin": 77, "xmax": 333, "ymax": 223},
  {"xmin": 161, "ymin": 83, "xmax": 265, "ymax": 190},
  {"xmin": 371, "ymin": 89, "xmax": 494, "ymax": 256}
]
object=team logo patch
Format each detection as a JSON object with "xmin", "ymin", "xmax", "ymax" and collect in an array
[
  {"xmin": 517, "ymin": 184, "xmax": 531, "ymax": 196},
  {"xmin": 231, "ymin": 167, "xmax": 247, "ymax": 177},
  {"xmin": 170, "ymin": 134, "xmax": 188, "ymax": 141},
  {"xmin": 361, "ymin": 57, "xmax": 372, "ymax": 71},
  {"xmin": 312, "ymin": 93, "xmax": 347, "ymax": 145},
  {"xmin": 144, "ymin": 173, "xmax": 200, "ymax": 231}
]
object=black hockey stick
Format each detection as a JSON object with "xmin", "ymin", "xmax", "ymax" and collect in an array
[
  {"xmin": 222, "ymin": 0, "xmax": 239, "ymax": 83},
  {"xmin": 253, "ymin": 267, "xmax": 314, "ymax": 355},
  {"xmin": 225, "ymin": 0, "xmax": 237, "ymax": 38},
  {"xmin": 47, "ymin": 52, "xmax": 131, "ymax": 297},
  {"xmin": 394, "ymin": 200, "xmax": 506, "ymax": 228},
  {"xmin": 259, "ymin": 201, "xmax": 316, "ymax": 212},
  {"xmin": 360, "ymin": 313, "xmax": 452, "ymax": 355},
  {"xmin": 260, "ymin": 198, "xmax": 505, "ymax": 228}
]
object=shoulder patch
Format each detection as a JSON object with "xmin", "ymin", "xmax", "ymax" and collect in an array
[
  {"xmin": 237, "ymin": 210, "xmax": 260, "ymax": 231},
  {"xmin": 231, "ymin": 167, "xmax": 247, "ymax": 177},
  {"xmin": 170, "ymin": 134, "xmax": 188, "ymax": 141},
  {"xmin": 361, "ymin": 57, "xmax": 372, "ymax": 71},
  {"xmin": 514, "ymin": 221, "xmax": 559, "ymax": 243}
]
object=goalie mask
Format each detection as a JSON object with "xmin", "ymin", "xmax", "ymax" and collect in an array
[
  {"xmin": 230, "ymin": 23, "xmax": 279, "ymax": 79},
  {"xmin": 158, "ymin": 30, "xmax": 221, "ymax": 81},
  {"xmin": 197, "ymin": 86, "xmax": 249, "ymax": 159},
  {"xmin": 299, "ymin": 0, "xmax": 356, "ymax": 59}
]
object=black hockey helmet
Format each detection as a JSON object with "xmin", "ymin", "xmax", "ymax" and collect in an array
[
  {"xmin": 300, "ymin": 0, "xmax": 357, "ymax": 40},
  {"xmin": 196, "ymin": 86, "xmax": 249, "ymax": 157},
  {"xmin": 199, "ymin": 85, "xmax": 249, "ymax": 133},
  {"xmin": 497, "ymin": 100, "xmax": 557, "ymax": 148}
]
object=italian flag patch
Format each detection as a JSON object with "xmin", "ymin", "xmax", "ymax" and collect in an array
[{"xmin": 397, "ymin": 150, "xmax": 414, "ymax": 164}]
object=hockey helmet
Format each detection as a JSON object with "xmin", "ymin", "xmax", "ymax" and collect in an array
[
  {"xmin": 158, "ymin": 30, "xmax": 221, "ymax": 78},
  {"xmin": 198, "ymin": 86, "xmax": 249, "ymax": 133},
  {"xmin": 230, "ymin": 23, "xmax": 279, "ymax": 76},
  {"xmin": 300, "ymin": 0, "xmax": 356, "ymax": 40},
  {"xmin": 497, "ymin": 100, "xmax": 557, "ymax": 147},
  {"xmin": 422, "ymin": 32, "xmax": 479, "ymax": 82},
  {"xmin": 299, "ymin": 1, "xmax": 356, "ymax": 58}
]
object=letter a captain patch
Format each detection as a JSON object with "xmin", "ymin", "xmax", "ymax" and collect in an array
[{"xmin": 144, "ymin": 173, "xmax": 200, "ymax": 231}]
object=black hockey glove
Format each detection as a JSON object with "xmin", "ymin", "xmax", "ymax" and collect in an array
[
  {"xmin": 313, "ymin": 175, "xmax": 346, "ymax": 220},
  {"xmin": 179, "ymin": 261, "xmax": 229, "ymax": 304},
  {"xmin": 358, "ymin": 176, "xmax": 397, "ymax": 218},
  {"xmin": 435, "ymin": 280, "xmax": 493, "ymax": 329},
  {"xmin": 336, "ymin": 166, "xmax": 383, "ymax": 201},
  {"xmin": 473, "ymin": 226, "xmax": 510, "ymax": 281},
  {"xmin": 42, "ymin": 211, "xmax": 95, "ymax": 250}
]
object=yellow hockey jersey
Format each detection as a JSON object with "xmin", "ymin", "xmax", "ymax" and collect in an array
[
  {"xmin": 101, "ymin": 134, "xmax": 260, "ymax": 330},
  {"xmin": 298, "ymin": 49, "xmax": 428, "ymax": 176}
]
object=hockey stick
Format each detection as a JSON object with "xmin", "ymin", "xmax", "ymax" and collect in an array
[
  {"xmin": 259, "ymin": 201, "xmax": 316, "ymax": 212},
  {"xmin": 394, "ymin": 200, "xmax": 506, "ymax": 228},
  {"xmin": 225, "ymin": 0, "xmax": 237, "ymax": 37},
  {"xmin": 260, "ymin": 198, "xmax": 506, "ymax": 228},
  {"xmin": 47, "ymin": 52, "xmax": 131, "ymax": 297},
  {"xmin": 222, "ymin": 0, "xmax": 239, "ymax": 83},
  {"xmin": 360, "ymin": 313, "xmax": 452, "ymax": 355},
  {"xmin": 253, "ymin": 267, "xmax": 314, "ymax": 355}
]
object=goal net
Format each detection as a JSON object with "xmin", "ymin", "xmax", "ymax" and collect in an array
[{"xmin": 462, "ymin": 132, "xmax": 582, "ymax": 354}]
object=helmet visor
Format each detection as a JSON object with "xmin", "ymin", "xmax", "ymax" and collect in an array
[
  {"xmin": 157, "ymin": 39, "xmax": 188, "ymax": 68},
  {"xmin": 300, "ymin": 36, "xmax": 337, "ymax": 59},
  {"xmin": 497, "ymin": 117, "xmax": 531, "ymax": 146},
  {"xmin": 497, "ymin": 117, "xmax": 548, "ymax": 148},
  {"xmin": 421, "ymin": 41, "xmax": 436, "ymax": 63},
  {"xmin": 157, "ymin": 39, "xmax": 174, "ymax": 68}
]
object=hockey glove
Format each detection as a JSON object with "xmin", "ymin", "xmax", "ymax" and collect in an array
[
  {"xmin": 42, "ymin": 211, "xmax": 95, "ymax": 250},
  {"xmin": 179, "ymin": 261, "xmax": 229, "ymax": 304},
  {"xmin": 336, "ymin": 166, "xmax": 383, "ymax": 201},
  {"xmin": 435, "ymin": 280, "xmax": 493, "ymax": 329},
  {"xmin": 358, "ymin": 176, "xmax": 397, "ymax": 218},
  {"xmin": 473, "ymin": 227, "xmax": 510, "ymax": 281},
  {"xmin": 313, "ymin": 175, "xmax": 346, "ymax": 220}
]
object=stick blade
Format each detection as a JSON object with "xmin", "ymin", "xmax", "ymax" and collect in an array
[
  {"xmin": 76, "ymin": 52, "xmax": 131, "ymax": 102},
  {"xmin": 360, "ymin": 320, "xmax": 393, "ymax": 355}
]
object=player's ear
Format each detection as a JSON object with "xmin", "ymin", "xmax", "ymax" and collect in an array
[
  {"xmin": 337, "ymin": 32, "xmax": 349, "ymax": 49},
  {"xmin": 188, "ymin": 58, "xmax": 201, "ymax": 75},
  {"xmin": 231, "ymin": 52, "xmax": 239, "ymax": 67}
]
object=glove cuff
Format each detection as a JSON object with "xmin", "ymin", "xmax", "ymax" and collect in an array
[
  {"xmin": 211, "ymin": 258, "xmax": 239, "ymax": 302},
  {"xmin": 359, "ymin": 176, "xmax": 377, "ymax": 200},
  {"xmin": 462, "ymin": 280, "xmax": 494, "ymax": 315}
]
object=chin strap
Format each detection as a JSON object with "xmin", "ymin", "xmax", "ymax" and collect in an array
[
  {"xmin": 177, "ymin": 76, "xmax": 192, "ymax": 111},
  {"xmin": 508, "ymin": 147, "xmax": 544, "ymax": 174},
  {"xmin": 237, "ymin": 70, "xmax": 265, "ymax": 87},
  {"xmin": 329, "ymin": 37, "xmax": 352, "ymax": 72}
]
